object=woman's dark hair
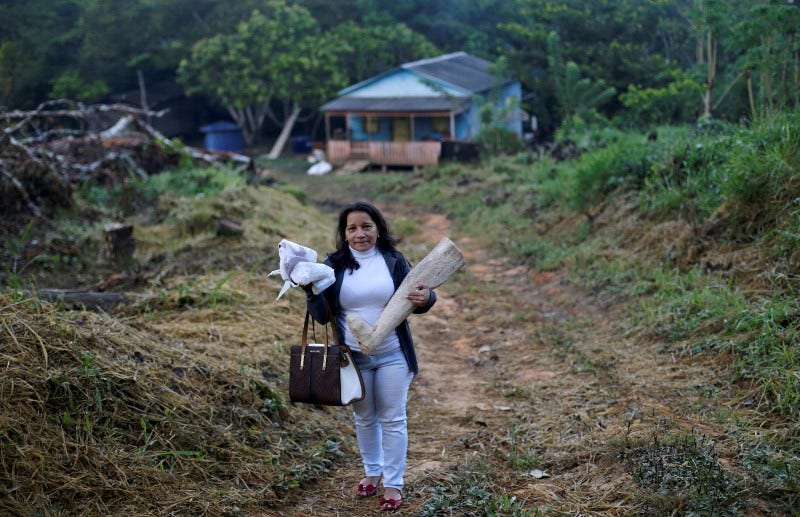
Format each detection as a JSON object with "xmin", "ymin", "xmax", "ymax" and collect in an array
[{"xmin": 329, "ymin": 201, "xmax": 397, "ymax": 271}]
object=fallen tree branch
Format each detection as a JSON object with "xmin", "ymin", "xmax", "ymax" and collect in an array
[
  {"xmin": 1, "ymin": 100, "xmax": 168, "ymax": 124},
  {"xmin": 35, "ymin": 289, "xmax": 145, "ymax": 311},
  {"xmin": 0, "ymin": 165, "xmax": 48, "ymax": 221}
]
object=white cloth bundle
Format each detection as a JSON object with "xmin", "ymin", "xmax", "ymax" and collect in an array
[{"xmin": 269, "ymin": 239, "xmax": 335, "ymax": 300}]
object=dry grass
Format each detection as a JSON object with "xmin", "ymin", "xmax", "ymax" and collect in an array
[
  {"xmin": 0, "ymin": 286, "xmax": 359, "ymax": 515},
  {"xmin": 0, "ymin": 182, "xmax": 356, "ymax": 515}
]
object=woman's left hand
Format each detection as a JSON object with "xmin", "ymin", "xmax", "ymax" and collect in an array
[{"xmin": 408, "ymin": 284, "xmax": 430, "ymax": 306}]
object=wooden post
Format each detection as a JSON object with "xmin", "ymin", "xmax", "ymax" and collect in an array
[{"xmin": 104, "ymin": 223, "xmax": 136, "ymax": 268}]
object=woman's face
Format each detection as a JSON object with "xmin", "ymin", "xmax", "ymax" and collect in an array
[{"xmin": 345, "ymin": 210, "xmax": 378, "ymax": 252}]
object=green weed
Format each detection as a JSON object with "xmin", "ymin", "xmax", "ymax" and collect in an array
[
  {"xmin": 140, "ymin": 164, "xmax": 246, "ymax": 199},
  {"xmin": 392, "ymin": 216, "xmax": 420, "ymax": 238},
  {"xmin": 276, "ymin": 182, "xmax": 307, "ymax": 203},
  {"xmin": 420, "ymin": 461, "xmax": 534, "ymax": 516},
  {"xmin": 506, "ymin": 424, "xmax": 539, "ymax": 471},
  {"xmin": 722, "ymin": 110, "xmax": 800, "ymax": 233},
  {"xmin": 568, "ymin": 137, "xmax": 650, "ymax": 211},
  {"xmin": 623, "ymin": 433, "xmax": 747, "ymax": 515},
  {"xmin": 640, "ymin": 129, "xmax": 726, "ymax": 220},
  {"xmin": 741, "ymin": 443, "xmax": 800, "ymax": 512}
]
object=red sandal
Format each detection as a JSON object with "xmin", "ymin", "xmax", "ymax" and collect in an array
[
  {"xmin": 356, "ymin": 482, "xmax": 378, "ymax": 498},
  {"xmin": 380, "ymin": 495, "xmax": 403, "ymax": 511}
]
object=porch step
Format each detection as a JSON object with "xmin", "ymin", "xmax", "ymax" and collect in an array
[{"xmin": 337, "ymin": 159, "xmax": 370, "ymax": 174}]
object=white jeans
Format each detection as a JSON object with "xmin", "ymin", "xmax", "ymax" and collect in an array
[{"xmin": 352, "ymin": 347, "xmax": 414, "ymax": 491}]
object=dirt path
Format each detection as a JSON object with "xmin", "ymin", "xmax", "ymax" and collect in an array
[
  {"xmin": 278, "ymin": 209, "xmax": 514, "ymax": 516},
  {"xmin": 267, "ymin": 173, "xmax": 738, "ymax": 516}
]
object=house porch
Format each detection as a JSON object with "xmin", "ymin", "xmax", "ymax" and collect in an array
[{"xmin": 326, "ymin": 140, "xmax": 442, "ymax": 168}]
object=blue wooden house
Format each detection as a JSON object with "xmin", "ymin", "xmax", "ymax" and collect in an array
[{"xmin": 320, "ymin": 52, "xmax": 522, "ymax": 168}]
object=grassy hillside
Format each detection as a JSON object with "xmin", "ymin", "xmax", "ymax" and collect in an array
[{"xmin": 348, "ymin": 111, "xmax": 800, "ymax": 420}]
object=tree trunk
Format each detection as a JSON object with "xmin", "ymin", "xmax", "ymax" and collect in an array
[
  {"xmin": 701, "ymin": 30, "xmax": 716, "ymax": 119},
  {"xmin": 104, "ymin": 223, "xmax": 136, "ymax": 268},
  {"xmin": 267, "ymin": 103, "xmax": 301, "ymax": 160}
]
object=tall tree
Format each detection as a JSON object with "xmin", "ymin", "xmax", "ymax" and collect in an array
[
  {"xmin": 501, "ymin": 0, "xmax": 692, "ymax": 128},
  {"xmin": 54, "ymin": 0, "xmax": 287, "ymax": 103},
  {"xmin": 0, "ymin": 0, "xmax": 83, "ymax": 108},
  {"xmin": 732, "ymin": 2, "xmax": 800, "ymax": 118},
  {"xmin": 177, "ymin": 3, "xmax": 347, "ymax": 148},
  {"xmin": 325, "ymin": 21, "xmax": 439, "ymax": 83},
  {"xmin": 378, "ymin": 0, "xmax": 523, "ymax": 58},
  {"xmin": 686, "ymin": 0, "xmax": 729, "ymax": 119}
]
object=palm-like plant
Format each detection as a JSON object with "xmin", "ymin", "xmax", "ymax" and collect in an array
[{"xmin": 547, "ymin": 31, "xmax": 616, "ymax": 124}]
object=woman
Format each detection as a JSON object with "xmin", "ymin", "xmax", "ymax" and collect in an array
[{"xmin": 305, "ymin": 200, "xmax": 436, "ymax": 511}]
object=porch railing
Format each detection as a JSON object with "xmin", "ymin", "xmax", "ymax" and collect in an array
[{"xmin": 327, "ymin": 140, "xmax": 441, "ymax": 167}]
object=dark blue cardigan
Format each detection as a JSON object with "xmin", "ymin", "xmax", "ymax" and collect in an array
[{"xmin": 305, "ymin": 248, "xmax": 436, "ymax": 375}]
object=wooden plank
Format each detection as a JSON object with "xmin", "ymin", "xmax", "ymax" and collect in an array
[
  {"xmin": 337, "ymin": 160, "xmax": 370, "ymax": 173},
  {"xmin": 327, "ymin": 140, "xmax": 351, "ymax": 164},
  {"xmin": 37, "ymin": 289, "xmax": 132, "ymax": 311}
]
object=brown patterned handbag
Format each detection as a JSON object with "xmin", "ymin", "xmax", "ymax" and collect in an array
[{"xmin": 288, "ymin": 311, "xmax": 365, "ymax": 405}]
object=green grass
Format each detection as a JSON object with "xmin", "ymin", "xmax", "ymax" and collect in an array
[
  {"xmin": 411, "ymin": 110, "xmax": 800, "ymax": 405},
  {"xmin": 626, "ymin": 266, "xmax": 800, "ymax": 416}
]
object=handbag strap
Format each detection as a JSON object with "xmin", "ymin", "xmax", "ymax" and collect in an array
[
  {"xmin": 299, "ymin": 311, "xmax": 313, "ymax": 370},
  {"xmin": 301, "ymin": 311, "xmax": 329, "ymax": 369},
  {"xmin": 300, "ymin": 307, "xmax": 342, "ymax": 371},
  {"xmin": 325, "ymin": 304, "xmax": 342, "ymax": 347}
]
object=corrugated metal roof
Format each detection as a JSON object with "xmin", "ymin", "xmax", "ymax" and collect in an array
[
  {"xmin": 320, "ymin": 52, "xmax": 512, "ymax": 113},
  {"xmin": 403, "ymin": 52, "xmax": 501, "ymax": 92},
  {"xmin": 320, "ymin": 96, "xmax": 469, "ymax": 113}
]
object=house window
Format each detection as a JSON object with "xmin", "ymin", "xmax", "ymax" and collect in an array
[
  {"xmin": 431, "ymin": 116, "xmax": 449, "ymax": 134},
  {"xmin": 365, "ymin": 116, "xmax": 379, "ymax": 134}
]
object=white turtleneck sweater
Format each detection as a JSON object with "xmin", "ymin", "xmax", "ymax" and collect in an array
[{"xmin": 339, "ymin": 246, "xmax": 400, "ymax": 354}]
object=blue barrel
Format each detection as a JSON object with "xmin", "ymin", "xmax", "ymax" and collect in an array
[
  {"xmin": 291, "ymin": 135, "xmax": 313, "ymax": 154},
  {"xmin": 199, "ymin": 121, "xmax": 245, "ymax": 152}
]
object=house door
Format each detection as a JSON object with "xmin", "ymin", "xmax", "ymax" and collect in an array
[{"xmin": 392, "ymin": 117, "xmax": 410, "ymax": 142}]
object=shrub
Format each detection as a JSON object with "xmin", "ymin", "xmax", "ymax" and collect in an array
[
  {"xmin": 568, "ymin": 134, "xmax": 652, "ymax": 211},
  {"xmin": 639, "ymin": 126, "xmax": 726, "ymax": 220},
  {"xmin": 721, "ymin": 109, "xmax": 800, "ymax": 235},
  {"xmin": 475, "ymin": 126, "xmax": 523, "ymax": 156},
  {"xmin": 619, "ymin": 70, "xmax": 704, "ymax": 127}
]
